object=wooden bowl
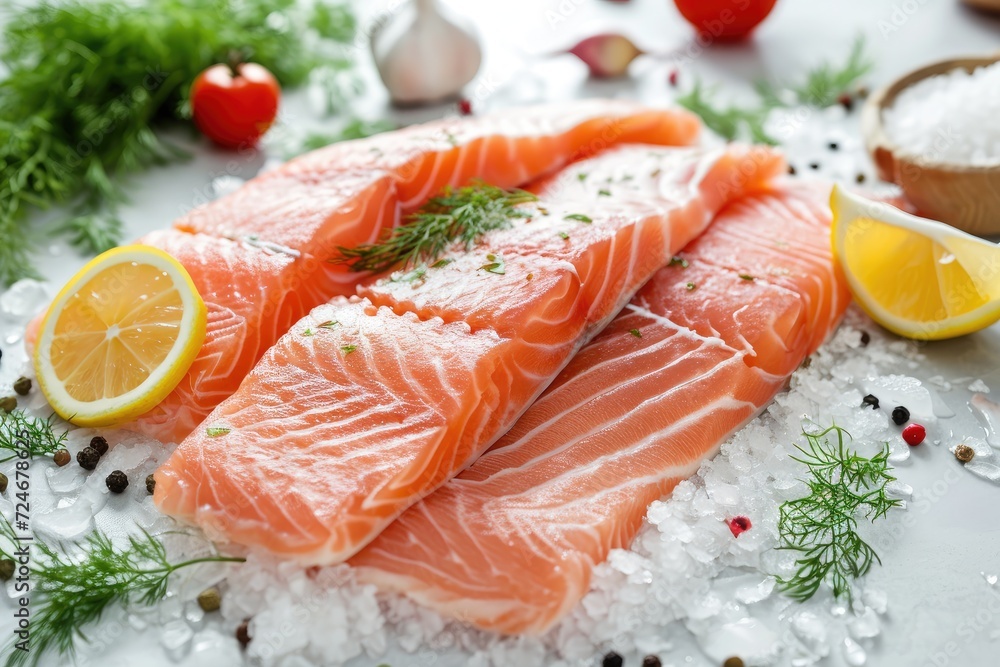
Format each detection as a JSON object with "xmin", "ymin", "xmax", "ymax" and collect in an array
[{"xmin": 862, "ymin": 54, "xmax": 1000, "ymax": 236}]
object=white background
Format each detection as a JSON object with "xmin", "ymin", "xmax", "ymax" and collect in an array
[{"xmin": 2, "ymin": 0, "xmax": 1000, "ymax": 666}]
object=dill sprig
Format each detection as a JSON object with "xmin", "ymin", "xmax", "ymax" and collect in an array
[
  {"xmin": 0, "ymin": 0, "xmax": 357, "ymax": 286},
  {"xmin": 677, "ymin": 81, "xmax": 779, "ymax": 146},
  {"xmin": 336, "ymin": 182, "xmax": 538, "ymax": 273},
  {"xmin": 298, "ymin": 117, "xmax": 397, "ymax": 154},
  {"xmin": 759, "ymin": 36, "xmax": 873, "ymax": 108},
  {"xmin": 0, "ymin": 410, "xmax": 69, "ymax": 463},
  {"xmin": 0, "ymin": 516, "xmax": 245, "ymax": 667},
  {"xmin": 677, "ymin": 37, "xmax": 871, "ymax": 145},
  {"xmin": 776, "ymin": 425, "xmax": 901, "ymax": 603}
]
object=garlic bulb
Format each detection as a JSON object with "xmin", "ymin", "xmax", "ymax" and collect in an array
[
  {"xmin": 568, "ymin": 33, "xmax": 643, "ymax": 78},
  {"xmin": 371, "ymin": 0, "xmax": 482, "ymax": 106}
]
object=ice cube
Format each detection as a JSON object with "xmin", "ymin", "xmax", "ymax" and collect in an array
[
  {"xmin": 160, "ymin": 619, "xmax": 194, "ymax": 662},
  {"xmin": 186, "ymin": 630, "xmax": 243, "ymax": 666},
  {"xmin": 0, "ymin": 280, "xmax": 48, "ymax": 321},
  {"xmin": 842, "ymin": 637, "xmax": 867, "ymax": 666},
  {"xmin": 700, "ymin": 617, "xmax": 779, "ymax": 663},
  {"xmin": 848, "ymin": 607, "xmax": 881, "ymax": 639}
]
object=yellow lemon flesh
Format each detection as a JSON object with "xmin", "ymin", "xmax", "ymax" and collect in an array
[
  {"xmin": 831, "ymin": 184, "xmax": 1000, "ymax": 340},
  {"xmin": 33, "ymin": 245, "xmax": 207, "ymax": 426}
]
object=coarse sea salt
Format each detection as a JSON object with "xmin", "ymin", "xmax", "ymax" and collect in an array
[{"xmin": 882, "ymin": 62, "xmax": 1000, "ymax": 166}]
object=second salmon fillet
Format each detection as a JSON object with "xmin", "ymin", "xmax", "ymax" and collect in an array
[{"xmin": 153, "ymin": 144, "xmax": 785, "ymax": 564}]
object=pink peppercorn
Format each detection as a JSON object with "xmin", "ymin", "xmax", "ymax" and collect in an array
[
  {"xmin": 902, "ymin": 423, "xmax": 925, "ymax": 446},
  {"xmin": 728, "ymin": 516, "xmax": 752, "ymax": 537}
]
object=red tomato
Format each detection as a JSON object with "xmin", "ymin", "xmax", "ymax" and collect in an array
[
  {"xmin": 674, "ymin": 0, "xmax": 778, "ymax": 41},
  {"xmin": 190, "ymin": 63, "xmax": 280, "ymax": 150}
]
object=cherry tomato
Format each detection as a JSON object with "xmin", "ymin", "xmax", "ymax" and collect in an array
[
  {"xmin": 674, "ymin": 0, "xmax": 778, "ymax": 41},
  {"xmin": 190, "ymin": 62, "xmax": 280, "ymax": 150}
]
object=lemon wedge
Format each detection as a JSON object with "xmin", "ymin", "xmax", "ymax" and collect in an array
[
  {"xmin": 831, "ymin": 184, "xmax": 1000, "ymax": 340},
  {"xmin": 33, "ymin": 245, "xmax": 207, "ymax": 426}
]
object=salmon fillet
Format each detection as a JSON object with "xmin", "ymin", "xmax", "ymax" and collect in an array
[
  {"xmin": 28, "ymin": 102, "xmax": 704, "ymax": 443},
  {"xmin": 350, "ymin": 182, "xmax": 851, "ymax": 634},
  {"xmin": 153, "ymin": 145, "xmax": 786, "ymax": 564}
]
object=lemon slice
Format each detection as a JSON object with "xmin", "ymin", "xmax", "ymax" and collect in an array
[
  {"xmin": 34, "ymin": 245, "xmax": 207, "ymax": 426},
  {"xmin": 831, "ymin": 185, "xmax": 1000, "ymax": 340}
]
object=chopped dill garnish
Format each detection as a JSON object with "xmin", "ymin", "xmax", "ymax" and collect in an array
[
  {"xmin": 335, "ymin": 182, "xmax": 537, "ymax": 273},
  {"xmin": 480, "ymin": 253, "xmax": 506, "ymax": 275},
  {"xmin": 776, "ymin": 425, "xmax": 901, "ymax": 603},
  {"xmin": 669, "ymin": 256, "xmax": 689, "ymax": 268},
  {"xmin": 318, "ymin": 320, "xmax": 339, "ymax": 329},
  {"xmin": 629, "ymin": 329, "xmax": 642, "ymax": 338},
  {"xmin": 298, "ymin": 118, "xmax": 396, "ymax": 153},
  {"xmin": 205, "ymin": 426, "xmax": 230, "ymax": 438},
  {"xmin": 0, "ymin": 515, "xmax": 244, "ymax": 667},
  {"xmin": 431, "ymin": 258, "xmax": 453, "ymax": 268},
  {"xmin": 341, "ymin": 344, "xmax": 357, "ymax": 355},
  {"xmin": 558, "ymin": 231, "xmax": 570, "ymax": 240},
  {"xmin": 564, "ymin": 213, "xmax": 592, "ymax": 224},
  {"xmin": 302, "ymin": 328, "xmax": 314, "ymax": 336},
  {"xmin": 686, "ymin": 282, "xmax": 697, "ymax": 291},
  {"xmin": 577, "ymin": 172, "xmax": 588, "ymax": 182},
  {"xmin": 739, "ymin": 274, "xmax": 755, "ymax": 281},
  {"xmin": 390, "ymin": 266, "xmax": 428, "ymax": 283},
  {"xmin": 0, "ymin": 410, "xmax": 68, "ymax": 462},
  {"xmin": 598, "ymin": 189, "xmax": 611, "ymax": 197}
]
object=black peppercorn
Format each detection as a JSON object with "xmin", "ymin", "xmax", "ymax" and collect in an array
[
  {"xmin": 809, "ymin": 161, "xmax": 820, "ymax": 170},
  {"xmin": 602, "ymin": 652, "xmax": 624, "ymax": 667},
  {"xmin": 855, "ymin": 172, "xmax": 866, "ymax": 183},
  {"xmin": 0, "ymin": 396, "xmax": 16, "ymax": 413},
  {"xmin": 12, "ymin": 377, "xmax": 31, "ymax": 396},
  {"xmin": 828, "ymin": 141, "xmax": 839, "ymax": 151},
  {"xmin": 862, "ymin": 394, "xmax": 880, "ymax": 409},
  {"xmin": 642, "ymin": 656, "xmax": 663, "ymax": 667},
  {"xmin": 892, "ymin": 405, "xmax": 910, "ymax": 426},
  {"xmin": 724, "ymin": 658, "xmax": 746, "ymax": 667},
  {"xmin": 859, "ymin": 330, "xmax": 871, "ymax": 346},
  {"xmin": 77, "ymin": 446, "xmax": 100, "ymax": 470},
  {"xmin": 146, "ymin": 474, "xmax": 156, "ymax": 495},
  {"xmin": 0, "ymin": 472, "xmax": 7, "ymax": 494},
  {"xmin": 53, "ymin": 449, "xmax": 71, "ymax": 467},
  {"xmin": 236, "ymin": 619, "xmax": 252, "ymax": 648},
  {"xmin": 90, "ymin": 435, "xmax": 109, "ymax": 457},
  {"xmin": 787, "ymin": 164, "xmax": 797, "ymax": 175},
  {"xmin": 106, "ymin": 470, "xmax": 129, "ymax": 493},
  {"xmin": 0, "ymin": 559, "xmax": 14, "ymax": 581}
]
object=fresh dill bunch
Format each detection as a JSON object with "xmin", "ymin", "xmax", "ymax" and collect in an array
[
  {"xmin": 0, "ymin": 410, "xmax": 69, "ymax": 463},
  {"xmin": 0, "ymin": 0, "xmax": 357, "ymax": 286},
  {"xmin": 756, "ymin": 36, "xmax": 873, "ymax": 108},
  {"xmin": 676, "ymin": 81, "xmax": 779, "ymax": 145},
  {"xmin": 336, "ymin": 182, "xmax": 539, "ymax": 273},
  {"xmin": 776, "ymin": 425, "xmax": 901, "ymax": 603},
  {"xmin": 0, "ymin": 516, "xmax": 245, "ymax": 667}
]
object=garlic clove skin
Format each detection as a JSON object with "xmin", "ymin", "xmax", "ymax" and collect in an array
[
  {"xmin": 568, "ymin": 33, "xmax": 643, "ymax": 78},
  {"xmin": 371, "ymin": 0, "xmax": 483, "ymax": 106}
]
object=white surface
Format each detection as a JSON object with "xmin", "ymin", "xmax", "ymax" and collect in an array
[{"xmin": 2, "ymin": 0, "xmax": 1000, "ymax": 666}]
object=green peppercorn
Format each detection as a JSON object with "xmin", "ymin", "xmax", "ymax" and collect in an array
[
  {"xmin": 77, "ymin": 446, "xmax": 100, "ymax": 471},
  {"xmin": 53, "ymin": 449, "xmax": 71, "ymax": 467},
  {"xmin": 955, "ymin": 444, "xmax": 975, "ymax": 463},
  {"xmin": 146, "ymin": 474, "xmax": 156, "ymax": 495},
  {"xmin": 0, "ymin": 559, "xmax": 14, "ymax": 581},
  {"xmin": 12, "ymin": 377, "xmax": 31, "ymax": 396},
  {"xmin": 0, "ymin": 396, "xmax": 16, "ymax": 413},
  {"xmin": 106, "ymin": 470, "xmax": 129, "ymax": 493},
  {"xmin": 198, "ymin": 587, "xmax": 222, "ymax": 612},
  {"xmin": 89, "ymin": 435, "xmax": 109, "ymax": 457},
  {"xmin": 0, "ymin": 472, "xmax": 7, "ymax": 494}
]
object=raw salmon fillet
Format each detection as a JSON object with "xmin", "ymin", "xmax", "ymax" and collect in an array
[
  {"xmin": 153, "ymin": 144, "xmax": 786, "ymax": 564},
  {"xmin": 29, "ymin": 102, "xmax": 703, "ymax": 444},
  {"xmin": 351, "ymin": 182, "xmax": 851, "ymax": 634}
]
